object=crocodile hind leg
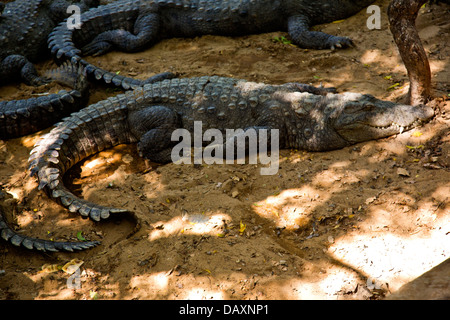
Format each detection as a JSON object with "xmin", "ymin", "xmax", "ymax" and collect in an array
[
  {"xmin": 287, "ymin": 15, "xmax": 354, "ymax": 50},
  {"xmin": 129, "ymin": 105, "xmax": 181, "ymax": 163},
  {"xmin": 82, "ymin": 12, "xmax": 160, "ymax": 56},
  {"xmin": 0, "ymin": 55, "xmax": 49, "ymax": 86}
]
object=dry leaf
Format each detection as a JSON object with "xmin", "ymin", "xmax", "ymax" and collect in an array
[
  {"xmin": 327, "ymin": 236, "xmax": 335, "ymax": 244},
  {"xmin": 40, "ymin": 263, "xmax": 61, "ymax": 273},
  {"xmin": 397, "ymin": 168, "xmax": 410, "ymax": 177},
  {"xmin": 239, "ymin": 221, "xmax": 247, "ymax": 234},
  {"xmin": 90, "ymin": 290, "xmax": 99, "ymax": 300},
  {"xmin": 122, "ymin": 154, "xmax": 134, "ymax": 164},
  {"xmin": 62, "ymin": 259, "xmax": 84, "ymax": 274}
]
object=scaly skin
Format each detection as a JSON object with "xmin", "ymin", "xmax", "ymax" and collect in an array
[
  {"xmin": 0, "ymin": 0, "xmax": 99, "ymax": 86},
  {"xmin": 0, "ymin": 62, "xmax": 90, "ymax": 139},
  {"xmin": 48, "ymin": 0, "xmax": 375, "ymax": 90},
  {"xmin": 0, "ymin": 189, "xmax": 100, "ymax": 252},
  {"xmin": 27, "ymin": 76, "xmax": 434, "ymax": 251},
  {"xmin": 0, "ymin": 1, "xmax": 98, "ymax": 140}
]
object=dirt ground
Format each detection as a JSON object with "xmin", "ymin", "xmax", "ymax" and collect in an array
[{"xmin": 0, "ymin": 0, "xmax": 449, "ymax": 300}]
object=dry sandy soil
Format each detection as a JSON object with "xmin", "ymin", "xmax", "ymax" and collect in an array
[{"xmin": 0, "ymin": 0, "xmax": 449, "ymax": 300}]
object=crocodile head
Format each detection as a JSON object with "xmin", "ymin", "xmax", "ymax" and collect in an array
[
  {"xmin": 288, "ymin": 91, "xmax": 434, "ymax": 151},
  {"xmin": 328, "ymin": 92, "xmax": 434, "ymax": 144}
]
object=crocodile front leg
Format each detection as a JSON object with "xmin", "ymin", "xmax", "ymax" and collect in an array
[
  {"xmin": 82, "ymin": 12, "xmax": 160, "ymax": 56},
  {"xmin": 287, "ymin": 15, "xmax": 354, "ymax": 50}
]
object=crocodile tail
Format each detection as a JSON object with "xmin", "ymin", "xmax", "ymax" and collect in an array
[
  {"xmin": 28, "ymin": 91, "xmax": 139, "ymax": 221},
  {"xmin": 47, "ymin": 1, "xmax": 175, "ymax": 90},
  {"xmin": 0, "ymin": 91, "xmax": 87, "ymax": 140},
  {"xmin": 0, "ymin": 207, "xmax": 100, "ymax": 252},
  {"xmin": 0, "ymin": 62, "xmax": 90, "ymax": 140},
  {"xmin": 44, "ymin": 61, "xmax": 90, "ymax": 98},
  {"xmin": 82, "ymin": 60, "xmax": 175, "ymax": 90}
]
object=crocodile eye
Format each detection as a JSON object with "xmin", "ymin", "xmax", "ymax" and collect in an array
[
  {"xmin": 363, "ymin": 104, "xmax": 376, "ymax": 111},
  {"xmin": 344, "ymin": 101, "xmax": 363, "ymax": 113}
]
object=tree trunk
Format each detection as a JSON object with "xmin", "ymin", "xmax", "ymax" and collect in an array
[{"xmin": 388, "ymin": 0, "xmax": 432, "ymax": 105}]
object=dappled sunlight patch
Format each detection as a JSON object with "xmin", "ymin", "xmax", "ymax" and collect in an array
[
  {"xmin": 360, "ymin": 188, "xmax": 449, "ymax": 235},
  {"xmin": 431, "ymin": 185, "xmax": 449, "ymax": 205},
  {"xmin": 19, "ymin": 133, "xmax": 43, "ymax": 148},
  {"xmin": 80, "ymin": 161, "xmax": 166, "ymax": 208},
  {"xmin": 275, "ymin": 269, "xmax": 362, "ymax": 299},
  {"xmin": 3, "ymin": 189, "xmax": 20, "ymax": 201},
  {"xmin": 361, "ymin": 49, "xmax": 405, "ymax": 74},
  {"xmin": 84, "ymin": 157, "xmax": 107, "ymax": 170},
  {"xmin": 81, "ymin": 151, "xmax": 130, "ymax": 176},
  {"xmin": 184, "ymin": 288, "xmax": 225, "ymax": 300},
  {"xmin": 80, "ymin": 165, "xmax": 133, "ymax": 202},
  {"xmin": 147, "ymin": 213, "xmax": 230, "ymax": 241},
  {"xmin": 360, "ymin": 49, "xmax": 385, "ymax": 66},
  {"xmin": 6, "ymin": 170, "xmax": 36, "ymax": 196},
  {"xmin": 252, "ymin": 188, "xmax": 315, "ymax": 230},
  {"xmin": 429, "ymin": 59, "xmax": 446, "ymax": 75},
  {"xmin": 130, "ymin": 272, "xmax": 170, "ymax": 292},
  {"xmin": 328, "ymin": 226, "xmax": 449, "ymax": 292},
  {"xmin": 311, "ymin": 166, "xmax": 371, "ymax": 190},
  {"xmin": 247, "ymin": 264, "xmax": 363, "ymax": 299},
  {"xmin": 327, "ymin": 160, "xmax": 352, "ymax": 169}
]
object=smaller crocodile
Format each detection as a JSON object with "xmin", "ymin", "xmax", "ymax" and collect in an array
[
  {"xmin": 28, "ymin": 76, "xmax": 434, "ymax": 247},
  {"xmin": 0, "ymin": 189, "xmax": 100, "ymax": 252},
  {"xmin": 48, "ymin": 0, "xmax": 375, "ymax": 90},
  {"xmin": 0, "ymin": 62, "xmax": 90, "ymax": 139}
]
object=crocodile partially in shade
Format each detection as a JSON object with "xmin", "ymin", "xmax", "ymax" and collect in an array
[
  {"xmin": 48, "ymin": 0, "xmax": 376, "ymax": 90},
  {"xmin": 23, "ymin": 76, "xmax": 434, "ymax": 252}
]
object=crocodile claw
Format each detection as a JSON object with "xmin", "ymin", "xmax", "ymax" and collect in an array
[
  {"xmin": 26, "ymin": 75, "xmax": 52, "ymax": 87},
  {"xmin": 328, "ymin": 36, "xmax": 355, "ymax": 50}
]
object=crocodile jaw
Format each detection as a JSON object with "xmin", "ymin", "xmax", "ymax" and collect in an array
[{"xmin": 330, "ymin": 93, "xmax": 435, "ymax": 143}]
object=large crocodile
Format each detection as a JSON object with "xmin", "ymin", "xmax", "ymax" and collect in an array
[
  {"xmin": 0, "ymin": 0, "xmax": 98, "ymax": 86},
  {"xmin": 48, "ymin": 0, "xmax": 375, "ymax": 90},
  {"xmin": 26, "ymin": 76, "xmax": 434, "ymax": 251},
  {"xmin": 0, "ymin": 62, "xmax": 90, "ymax": 139}
]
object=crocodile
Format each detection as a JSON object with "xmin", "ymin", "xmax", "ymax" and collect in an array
[
  {"xmin": 27, "ymin": 76, "xmax": 434, "ymax": 245},
  {"xmin": 0, "ymin": 189, "xmax": 100, "ymax": 252},
  {"xmin": 48, "ymin": 0, "xmax": 375, "ymax": 90},
  {"xmin": 0, "ymin": 62, "xmax": 90, "ymax": 139},
  {"xmin": 0, "ymin": 0, "xmax": 99, "ymax": 86}
]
